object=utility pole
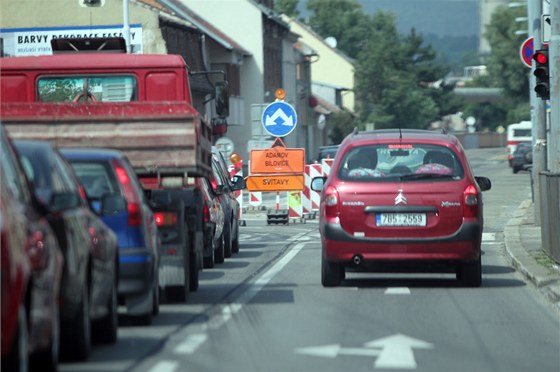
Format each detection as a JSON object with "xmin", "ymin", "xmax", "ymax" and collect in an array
[
  {"xmin": 550, "ymin": 0, "xmax": 560, "ymax": 173},
  {"xmin": 123, "ymin": 0, "xmax": 131, "ymax": 53},
  {"xmin": 528, "ymin": 0, "xmax": 545, "ymax": 224}
]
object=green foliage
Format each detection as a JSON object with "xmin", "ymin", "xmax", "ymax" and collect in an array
[
  {"xmin": 304, "ymin": 2, "xmax": 456, "ymax": 132},
  {"xmin": 484, "ymin": 5, "xmax": 530, "ymax": 100},
  {"xmin": 274, "ymin": 0, "xmax": 300, "ymax": 17},
  {"xmin": 327, "ymin": 110, "xmax": 357, "ymax": 144}
]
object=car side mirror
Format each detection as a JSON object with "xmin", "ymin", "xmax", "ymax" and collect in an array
[
  {"xmin": 475, "ymin": 176, "xmax": 492, "ymax": 192},
  {"xmin": 311, "ymin": 177, "xmax": 326, "ymax": 192},
  {"xmin": 100, "ymin": 194, "xmax": 127, "ymax": 215},
  {"xmin": 215, "ymin": 81, "xmax": 229, "ymax": 117},
  {"xmin": 231, "ymin": 175, "xmax": 246, "ymax": 191}
]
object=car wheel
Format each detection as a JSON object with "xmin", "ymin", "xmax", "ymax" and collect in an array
[
  {"xmin": 32, "ymin": 297, "xmax": 60, "ymax": 371},
  {"xmin": 93, "ymin": 271, "xmax": 118, "ymax": 344},
  {"xmin": 458, "ymin": 256, "xmax": 482, "ymax": 287},
  {"xmin": 321, "ymin": 254, "xmax": 342, "ymax": 287},
  {"xmin": 4, "ymin": 304, "xmax": 29, "ymax": 372},
  {"xmin": 224, "ymin": 220, "xmax": 232, "ymax": 258},
  {"xmin": 152, "ymin": 270, "xmax": 160, "ymax": 316},
  {"xmin": 62, "ymin": 282, "xmax": 91, "ymax": 361},
  {"xmin": 232, "ymin": 222, "xmax": 240, "ymax": 254},
  {"xmin": 203, "ymin": 235, "xmax": 215, "ymax": 269},
  {"xmin": 513, "ymin": 165, "xmax": 520, "ymax": 174},
  {"xmin": 215, "ymin": 232, "xmax": 225, "ymax": 264}
]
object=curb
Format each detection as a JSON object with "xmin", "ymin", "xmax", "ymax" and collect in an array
[{"xmin": 503, "ymin": 200, "xmax": 560, "ymax": 312}]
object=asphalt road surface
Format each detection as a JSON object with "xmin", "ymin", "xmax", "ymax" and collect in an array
[{"xmin": 60, "ymin": 148, "xmax": 560, "ymax": 372}]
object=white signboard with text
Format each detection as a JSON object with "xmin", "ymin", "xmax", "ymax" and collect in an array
[{"xmin": 0, "ymin": 24, "xmax": 143, "ymax": 56}]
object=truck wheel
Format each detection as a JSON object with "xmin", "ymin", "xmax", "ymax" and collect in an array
[
  {"xmin": 165, "ymin": 232, "xmax": 190, "ymax": 302},
  {"xmin": 189, "ymin": 248, "xmax": 199, "ymax": 292}
]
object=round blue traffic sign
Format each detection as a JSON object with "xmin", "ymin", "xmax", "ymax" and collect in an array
[{"xmin": 261, "ymin": 101, "xmax": 297, "ymax": 137}]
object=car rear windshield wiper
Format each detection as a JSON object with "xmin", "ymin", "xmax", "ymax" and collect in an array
[{"xmin": 396, "ymin": 173, "xmax": 456, "ymax": 181}]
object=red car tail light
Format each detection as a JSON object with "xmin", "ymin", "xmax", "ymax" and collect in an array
[
  {"xmin": 203, "ymin": 203, "xmax": 210, "ymax": 223},
  {"xmin": 324, "ymin": 185, "xmax": 340, "ymax": 217},
  {"xmin": 113, "ymin": 161, "xmax": 142, "ymax": 226},
  {"xmin": 463, "ymin": 184, "xmax": 479, "ymax": 218},
  {"xmin": 154, "ymin": 212, "xmax": 178, "ymax": 227}
]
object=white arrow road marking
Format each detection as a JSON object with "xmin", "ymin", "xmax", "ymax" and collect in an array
[
  {"xmin": 295, "ymin": 344, "xmax": 380, "ymax": 358},
  {"xmin": 174, "ymin": 333, "xmax": 208, "ymax": 354},
  {"xmin": 384, "ymin": 287, "xmax": 411, "ymax": 295},
  {"xmin": 482, "ymin": 232, "xmax": 496, "ymax": 241},
  {"xmin": 365, "ymin": 334, "xmax": 434, "ymax": 369},
  {"xmin": 150, "ymin": 360, "xmax": 179, "ymax": 372},
  {"xmin": 295, "ymin": 333, "xmax": 433, "ymax": 370}
]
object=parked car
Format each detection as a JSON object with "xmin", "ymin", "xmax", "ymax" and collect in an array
[
  {"xmin": 511, "ymin": 141, "xmax": 533, "ymax": 173},
  {"xmin": 60, "ymin": 148, "xmax": 160, "ymax": 323},
  {"xmin": 1, "ymin": 127, "xmax": 64, "ymax": 372},
  {"xmin": 199, "ymin": 176, "xmax": 225, "ymax": 269},
  {"xmin": 211, "ymin": 147, "xmax": 246, "ymax": 257},
  {"xmin": 311, "ymin": 129, "xmax": 492, "ymax": 287},
  {"xmin": 13, "ymin": 141, "xmax": 118, "ymax": 361},
  {"xmin": 316, "ymin": 144, "xmax": 340, "ymax": 163}
]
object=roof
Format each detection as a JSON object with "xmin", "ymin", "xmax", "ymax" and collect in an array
[
  {"xmin": 0, "ymin": 53, "xmax": 186, "ymax": 71},
  {"xmin": 59, "ymin": 148, "xmax": 125, "ymax": 160},
  {"xmin": 157, "ymin": 0, "xmax": 251, "ymax": 56},
  {"xmin": 343, "ymin": 129, "xmax": 460, "ymax": 147}
]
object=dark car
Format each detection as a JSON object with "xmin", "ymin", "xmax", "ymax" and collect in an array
[
  {"xmin": 311, "ymin": 129, "xmax": 492, "ymax": 287},
  {"xmin": 0, "ymin": 170, "xmax": 32, "ymax": 372},
  {"xmin": 199, "ymin": 176, "xmax": 225, "ymax": 269},
  {"xmin": 13, "ymin": 141, "xmax": 118, "ymax": 361},
  {"xmin": 511, "ymin": 141, "xmax": 532, "ymax": 173},
  {"xmin": 60, "ymin": 148, "xmax": 160, "ymax": 324},
  {"xmin": 1, "ymin": 127, "xmax": 64, "ymax": 372},
  {"xmin": 316, "ymin": 145, "xmax": 340, "ymax": 163},
  {"xmin": 211, "ymin": 147, "xmax": 246, "ymax": 258}
]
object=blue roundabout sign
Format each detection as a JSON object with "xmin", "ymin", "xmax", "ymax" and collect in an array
[{"xmin": 261, "ymin": 101, "xmax": 297, "ymax": 137}]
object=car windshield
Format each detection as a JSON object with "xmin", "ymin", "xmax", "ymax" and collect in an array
[{"xmin": 338, "ymin": 143, "xmax": 464, "ymax": 182}]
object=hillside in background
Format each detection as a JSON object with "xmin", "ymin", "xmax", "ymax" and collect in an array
[{"xmin": 297, "ymin": 0, "xmax": 480, "ymax": 70}]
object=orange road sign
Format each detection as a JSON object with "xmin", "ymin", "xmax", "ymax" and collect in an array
[
  {"xmin": 250, "ymin": 147, "xmax": 305, "ymax": 174},
  {"xmin": 245, "ymin": 174, "xmax": 305, "ymax": 192}
]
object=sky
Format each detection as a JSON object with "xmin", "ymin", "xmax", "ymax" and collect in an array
[{"xmin": 297, "ymin": 0, "xmax": 479, "ymax": 38}]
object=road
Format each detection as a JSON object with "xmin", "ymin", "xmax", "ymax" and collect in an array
[{"xmin": 60, "ymin": 148, "xmax": 560, "ymax": 372}]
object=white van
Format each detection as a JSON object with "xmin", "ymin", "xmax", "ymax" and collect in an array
[{"xmin": 507, "ymin": 121, "xmax": 532, "ymax": 166}]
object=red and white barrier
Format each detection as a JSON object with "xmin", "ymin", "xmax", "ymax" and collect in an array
[
  {"xmin": 303, "ymin": 163, "xmax": 322, "ymax": 217},
  {"xmin": 230, "ymin": 160, "xmax": 244, "ymax": 224},
  {"xmin": 249, "ymin": 191, "xmax": 262, "ymax": 208},
  {"xmin": 321, "ymin": 158, "xmax": 334, "ymax": 178}
]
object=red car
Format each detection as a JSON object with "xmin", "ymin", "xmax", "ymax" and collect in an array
[
  {"xmin": 311, "ymin": 129, "xmax": 492, "ymax": 287},
  {"xmin": 1, "ymin": 127, "xmax": 64, "ymax": 372}
]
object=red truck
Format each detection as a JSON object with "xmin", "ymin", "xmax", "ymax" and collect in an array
[{"xmin": 0, "ymin": 38, "xmax": 230, "ymax": 303}]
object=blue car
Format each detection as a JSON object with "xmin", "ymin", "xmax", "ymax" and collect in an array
[{"xmin": 60, "ymin": 148, "xmax": 160, "ymax": 324}]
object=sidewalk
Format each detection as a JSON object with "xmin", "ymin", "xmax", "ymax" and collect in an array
[{"xmin": 504, "ymin": 199, "xmax": 560, "ymax": 312}]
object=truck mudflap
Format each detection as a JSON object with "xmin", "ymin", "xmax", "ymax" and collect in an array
[{"xmin": 1, "ymin": 101, "xmax": 213, "ymax": 178}]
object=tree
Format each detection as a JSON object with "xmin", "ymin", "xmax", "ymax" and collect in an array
[
  {"xmin": 305, "ymin": 2, "xmax": 457, "ymax": 132},
  {"xmin": 484, "ymin": 5, "xmax": 530, "ymax": 100},
  {"xmin": 274, "ymin": 0, "xmax": 299, "ymax": 18}
]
